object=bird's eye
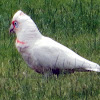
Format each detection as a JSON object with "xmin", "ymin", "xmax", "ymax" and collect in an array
[{"xmin": 14, "ymin": 21, "xmax": 18, "ymax": 28}]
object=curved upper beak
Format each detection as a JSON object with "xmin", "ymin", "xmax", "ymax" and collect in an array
[{"xmin": 9, "ymin": 24, "xmax": 15, "ymax": 34}]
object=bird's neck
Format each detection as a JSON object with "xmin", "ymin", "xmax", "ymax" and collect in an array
[
  {"xmin": 16, "ymin": 29, "xmax": 42, "ymax": 44},
  {"xmin": 16, "ymin": 20, "xmax": 42, "ymax": 44}
]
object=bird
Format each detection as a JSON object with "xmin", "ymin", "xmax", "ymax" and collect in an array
[{"xmin": 9, "ymin": 10, "xmax": 100, "ymax": 77}]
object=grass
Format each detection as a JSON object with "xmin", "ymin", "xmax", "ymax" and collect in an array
[{"xmin": 0, "ymin": 0, "xmax": 100, "ymax": 100}]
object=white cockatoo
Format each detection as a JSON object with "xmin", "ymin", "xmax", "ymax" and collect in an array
[{"xmin": 9, "ymin": 10, "xmax": 100, "ymax": 76}]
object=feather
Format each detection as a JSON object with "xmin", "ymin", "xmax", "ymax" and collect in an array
[{"xmin": 9, "ymin": 10, "xmax": 100, "ymax": 76}]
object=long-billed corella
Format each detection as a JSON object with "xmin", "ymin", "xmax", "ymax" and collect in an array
[{"xmin": 9, "ymin": 10, "xmax": 100, "ymax": 77}]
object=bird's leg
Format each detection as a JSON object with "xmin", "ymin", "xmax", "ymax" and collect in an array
[
  {"xmin": 43, "ymin": 71, "xmax": 53, "ymax": 80},
  {"xmin": 63, "ymin": 69, "xmax": 75, "ymax": 74},
  {"xmin": 52, "ymin": 68, "xmax": 60, "ymax": 77}
]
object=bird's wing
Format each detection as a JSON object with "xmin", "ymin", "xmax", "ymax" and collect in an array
[{"xmin": 32, "ymin": 37, "xmax": 100, "ymax": 71}]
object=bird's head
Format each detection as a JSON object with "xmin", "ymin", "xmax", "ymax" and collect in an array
[
  {"xmin": 9, "ymin": 10, "xmax": 42, "ymax": 42},
  {"xmin": 9, "ymin": 10, "xmax": 33, "ymax": 34}
]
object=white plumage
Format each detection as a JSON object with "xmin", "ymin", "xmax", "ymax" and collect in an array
[{"xmin": 9, "ymin": 10, "xmax": 100, "ymax": 76}]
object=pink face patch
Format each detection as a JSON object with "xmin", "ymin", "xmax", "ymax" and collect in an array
[
  {"xmin": 12, "ymin": 20, "xmax": 18, "ymax": 28},
  {"xmin": 12, "ymin": 21, "xmax": 15, "ymax": 28},
  {"xmin": 16, "ymin": 39, "xmax": 26, "ymax": 44}
]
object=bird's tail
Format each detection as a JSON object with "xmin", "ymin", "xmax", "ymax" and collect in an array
[{"xmin": 83, "ymin": 61, "xmax": 100, "ymax": 72}]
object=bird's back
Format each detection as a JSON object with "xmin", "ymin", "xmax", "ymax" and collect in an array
[{"xmin": 28, "ymin": 36, "xmax": 100, "ymax": 73}]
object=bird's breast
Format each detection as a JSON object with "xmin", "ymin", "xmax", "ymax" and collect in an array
[{"xmin": 16, "ymin": 42, "xmax": 29, "ymax": 53}]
